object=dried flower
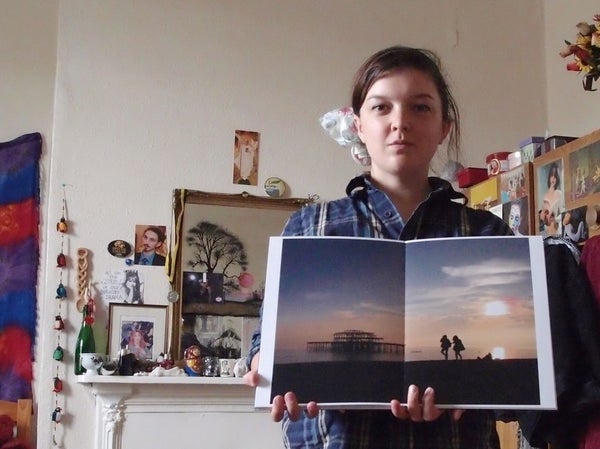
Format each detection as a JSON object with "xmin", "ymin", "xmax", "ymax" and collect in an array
[{"xmin": 560, "ymin": 14, "xmax": 600, "ymax": 91}]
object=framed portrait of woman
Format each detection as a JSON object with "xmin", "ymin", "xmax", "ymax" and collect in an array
[{"xmin": 108, "ymin": 303, "xmax": 168, "ymax": 360}]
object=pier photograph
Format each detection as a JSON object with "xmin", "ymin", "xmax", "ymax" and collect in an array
[{"xmin": 257, "ymin": 236, "xmax": 555, "ymax": 409}]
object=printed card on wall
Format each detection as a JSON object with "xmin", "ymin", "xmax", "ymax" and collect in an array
[{"xmin": 233, "ymin": 130, "xmax": 260, "ymax": 186}]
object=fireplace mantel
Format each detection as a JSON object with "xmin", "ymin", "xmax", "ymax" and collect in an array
[{"xmin": 78, "ymin": 376, "xmax": 281, "ymax": 449}]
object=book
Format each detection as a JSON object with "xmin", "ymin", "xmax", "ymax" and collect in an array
[{"xmin": 255, "ymin": 235, "xmax": 556, "ymax": 410}]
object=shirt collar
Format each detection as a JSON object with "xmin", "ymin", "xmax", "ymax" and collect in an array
[{"xmin": 345, "ymin": 174, "xmax": 467, "ymax": 205}]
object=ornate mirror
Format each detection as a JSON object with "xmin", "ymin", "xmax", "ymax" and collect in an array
[{"xmin": 168, "ymin": 189, "xmax": 311, "ymax": 360}]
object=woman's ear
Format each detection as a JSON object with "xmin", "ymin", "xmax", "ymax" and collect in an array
[
  {"xmin": 440, "ymin": 120, "xmax": 452, "ymax": 144},
  {"xmin": 354, "ymin": 114, "xmax": 364, "ymax": 142}
]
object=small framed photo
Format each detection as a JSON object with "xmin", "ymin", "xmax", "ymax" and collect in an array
[
  {"xmin": 498, "ymin": 163, "xmax": 534, "ymax": 235},
  {"xmin": 108, "ymin": 303, "xmax": 168, "ymax": 360}
]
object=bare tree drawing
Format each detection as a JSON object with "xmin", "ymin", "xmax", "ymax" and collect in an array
[{"xmin": 185, "ymin": 221, "xmax": 248, "ymax": 293}]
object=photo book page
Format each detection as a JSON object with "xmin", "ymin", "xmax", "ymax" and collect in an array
[{"xmin": 255, "ymin": 235, "xmax": 556, "ymax": 410}]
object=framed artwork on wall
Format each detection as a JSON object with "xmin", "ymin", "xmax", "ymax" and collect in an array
[
  {"xmin": 533, "ymin": 128, "xmax": 600, "ymax": 244},
  {"xmin": 498, "ymin": 163, "xmax": 534, "ymax": 236},
  {"xmin": 169, "ymin": 189, "xmax": 311, "ymax": 358},
  {"xmin": 108, "ymin": 303, "xmax": 168, "ymax": 361}
]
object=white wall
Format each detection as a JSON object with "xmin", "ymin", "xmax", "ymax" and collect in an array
[
  {"xmin": 0, "ymin": 0, "xmax": 58, "ymax": 446},
  {"xmin": 3, "ymin": 1, "xmax": 599, "ymax": 448},
  {"xmin": 545, "ymin": 0, "xmax": 600, "ymax": 135}
]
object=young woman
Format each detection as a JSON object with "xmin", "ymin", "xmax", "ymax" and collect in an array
[
  {"xmin": 119, "ymin": 270, "xmax": 143, "ymax": 304},
  {"xmin": 245, "ymin": 45, "xmax": 512, "ymax": 449}
]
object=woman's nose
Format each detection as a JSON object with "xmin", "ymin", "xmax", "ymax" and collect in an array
[{"xmin": 391, "ymin": 108, "xmax": 410, "ymax": 131}]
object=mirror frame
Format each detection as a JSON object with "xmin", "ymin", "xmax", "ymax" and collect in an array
[{"xmin": 168, "ymin": 189, "xmax": 311, "ymax": 359}]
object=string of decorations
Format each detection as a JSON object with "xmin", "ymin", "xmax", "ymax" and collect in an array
[{"xmin": 51, "ymin": 184, "xmax": 69, "ymax": 447}]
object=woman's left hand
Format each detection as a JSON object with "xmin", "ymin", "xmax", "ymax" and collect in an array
[{"xmin": 390, "ymin": 385, "xmax": 464, "ymax": 422}]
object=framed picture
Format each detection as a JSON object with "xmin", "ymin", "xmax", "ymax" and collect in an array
[
  {"xmin": 499, "ymin": 163, "xmax": 534, "ymax": 235},
  {"xmin": 168, "ymin": 189, "xmax": 311, "ymax": 358},
  {"xmin": 465, "ymin": 176, "xmax": 499, "ymax": 211},
  {"xmin": 534, "ymin": 128, "xmax": 600, "ymax": 243},
  {"xmin": 108, "ymin": 303, "xmax": 168, "ymax": 360}
]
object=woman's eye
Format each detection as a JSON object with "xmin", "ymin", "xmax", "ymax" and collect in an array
[
  {"xmin": 413, "ymin": 103, "xmax": 432, "ymax": 112},
  {"xmin": 372, "ymin": 104, "xmax": 389, "ymax": 112}
]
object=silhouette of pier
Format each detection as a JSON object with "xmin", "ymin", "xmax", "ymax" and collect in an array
[{"xmin": 307, "ymin": 329, "xmax": 404, "ymax": 354}]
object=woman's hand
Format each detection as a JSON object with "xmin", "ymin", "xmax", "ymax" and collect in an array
[
  {"xmin": 244, "ymin": 372, "xmax": 319, "ymax": 422},
  {"xmin": 271, "ymin": 392, "xmax": 319, "ymax": 422},
  {"xmin": 243, "ymin": 352, "xmax": 319, "ymax": 422},
  {"xmin": 390, "ymin": 385, "xmax": 464, "ymax": 422}
]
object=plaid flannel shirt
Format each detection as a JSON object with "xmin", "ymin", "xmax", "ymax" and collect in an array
[{"xmin": 248, "ymin": 175, "xmax": 512, "ymax": 449}]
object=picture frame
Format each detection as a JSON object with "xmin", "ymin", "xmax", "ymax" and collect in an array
[
  {"xmin": 533, "ymin": 128, "xmax": 600, "ymax": 243},
  {"xmin": 498, "ymin": 163, "xmax": 534, "ymax": 236},
  {"xmin": 169, "ymin": 189, "xmax": 311, "ymax": 358},
  {"xmin": 465, "ymin": 176, "xmax": 499, "ymax": 211},
  {"xmin": 108, "ymin": 303, "xmax": 168, "ymax": 360}
]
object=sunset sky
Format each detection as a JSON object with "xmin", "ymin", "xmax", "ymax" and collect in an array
[{"xmin": 269, "ymin": 236, "xmax": 542, "ymax": 361}]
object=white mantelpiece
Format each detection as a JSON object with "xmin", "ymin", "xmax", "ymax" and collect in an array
[{"xmin": 78, "ymin": 376, "xmax": 281, "ymax": 449}]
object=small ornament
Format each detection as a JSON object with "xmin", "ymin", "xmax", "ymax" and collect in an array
[
  {"xmin": 52, "ymin": 407, "xmax": 63, "ymax": 423},
  {"xmin": 56, "ymin": 217, "xmax": 68, "ymax": 233},
  {"xmin": 53, "ymin": 345, "xmax": 64, "ymax": 361},
  {"xmin": 167, "ymin": 290, "xmax": 179, "ymax": 303},
  {"xmin": 264, "ymin": 177, "xmax": 286, "ymax": 197},
  {"xmin": 183, "ymin": 345, "xmax": 203, "ymax": 376},
  {"xmin": 107, "ymin": 239, "xmax": 132, "ymax": 258},
  {"xmin": 54, "ymin": 315, "xmax": 65, "ymax": 330},
  {"xmin": 53, "ymin": 376, "xmax": 63, "ymax": 393},
  {"xmin": 56, "ymin": 252, "xmax": 67, "ymax": 268},
  {"xmin": 55, "ymin": 283, "xmax": 67, "ymax": 299}
]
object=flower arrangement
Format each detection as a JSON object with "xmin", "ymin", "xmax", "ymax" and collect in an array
[{"xmin": 559, "ymin": 14, "xmax": 600, "ymax": 91}]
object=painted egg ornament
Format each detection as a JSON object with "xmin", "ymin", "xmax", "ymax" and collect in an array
[
  {"xmin": 53, "ymin": 376, "xmax": 63, "ymax": 393},
  {"xmin": 54, "ymin": 315, "xmax": 65, "ymax": 330},
  {"xmin": 56, "ymin": 283, "xmax": 67, "ymax": 299},
  {"xmin": 53, "ymin": 346, "xmax": 64, "ymax": 361},
  {"xmin": 56, "ymin": 217, "xmax": 68, "ymax": 233},
  {"xmin": 52, "ymin": 407, "xmax": 63, "ymax": 423},
  {"xmin": 183, "ymin": 345, "xmax": 203, "ymax": 376},
  {"xmin": 56, "ymin": 252, "xmax": 67, "ymax": 267}
]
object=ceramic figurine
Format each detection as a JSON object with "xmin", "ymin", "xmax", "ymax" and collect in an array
[
  {"xmin": 233, "ymin": 358, "xmax": 248, "ymax": 377},
  {"xmin": 183, "ymin": 345, "xmax": 203, "ymax": 376}
]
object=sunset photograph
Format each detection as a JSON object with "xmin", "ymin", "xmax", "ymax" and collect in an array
[{"xmin": 256, "ymin": 236, "xmax": 556, "ymax": 410}]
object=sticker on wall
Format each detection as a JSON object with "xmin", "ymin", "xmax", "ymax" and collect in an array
[
  {"xmin": 107, "ymin": 239, "xmax": 132, "ymax": 258},
  {"xmin": 100, "ymin": 269, "xmax": 145, "ymax": 304},
  {"xmin": 134, "ymin": 224, "xmax": 168, "ymax": 266},
  {"xmin": 233, "ymin": 130, "xmax": 260, "ymax": 186},
  {"xmin": 264, "ymin": 177, "xmax": 286, "ymax": 197}
]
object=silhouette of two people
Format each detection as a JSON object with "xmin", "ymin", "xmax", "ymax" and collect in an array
[{"xmin": 440, "ymin": 334, "xmax": 465, "ymax": 360}]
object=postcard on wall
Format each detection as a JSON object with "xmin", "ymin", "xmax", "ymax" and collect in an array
[{"xmin": 255, "ymin": 235, "xmax": 556, "ymax": 410}]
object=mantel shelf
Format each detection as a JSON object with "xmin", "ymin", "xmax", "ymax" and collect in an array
[{"xmin": 76, "ymin": 374, "xmax": 246, "ymax": 386}]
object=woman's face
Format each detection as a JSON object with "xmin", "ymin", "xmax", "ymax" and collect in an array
[
  {"xmin": 355, "ymin": 68, "xmax": 450, "ymax": 183},
  {"xmin": 549, "ymin": 171, "xmax": 556, "ymax": 188},
  {"xmin": 509, "ymin": 204, "xmax": 521, "ymax": 230}
]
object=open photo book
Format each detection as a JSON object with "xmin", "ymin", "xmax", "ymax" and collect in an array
[{"xmin": 255, "ymin": 235, "xmax": 557, "ymax": 410}]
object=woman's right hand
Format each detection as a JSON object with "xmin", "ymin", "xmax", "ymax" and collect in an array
[
  {"xmin": 243, "ymin": 352, "xmax": 319, "ymax": 422},
  {"xmin": 271, "ymin": 392, "xmax": 319, "ymax": 422}
]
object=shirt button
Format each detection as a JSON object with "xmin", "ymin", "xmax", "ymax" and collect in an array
[{"xmin": 384, "ymin": 211, "xmax": 392, "ymax": 218}]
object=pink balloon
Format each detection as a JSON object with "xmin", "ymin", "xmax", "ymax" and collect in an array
[{"xmin": 239, "ymin": 272, "xmax": 254, "ymax": 288}]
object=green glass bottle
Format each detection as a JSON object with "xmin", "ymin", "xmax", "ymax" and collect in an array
[{"xmin": 74, "ymin": 304, "xmax": 96, "ymax": 375}]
